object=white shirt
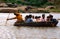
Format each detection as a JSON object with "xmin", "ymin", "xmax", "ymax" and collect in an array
[{"xmin": 40, "ymin": 18, "xmax": 46, "ymax": 22}]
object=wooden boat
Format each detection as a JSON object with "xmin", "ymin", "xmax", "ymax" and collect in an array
[{"xmin": 14, "ymin": 21, "xmax": 58, "ymax": 27}]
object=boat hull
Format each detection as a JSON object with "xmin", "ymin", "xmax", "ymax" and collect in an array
[{"xmin": 14, "ymin": 22, "xmax": 58, "ymax": 27}]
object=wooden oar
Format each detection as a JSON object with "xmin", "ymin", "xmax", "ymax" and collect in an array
[{"xmin": 5, "ymin": 13, "xmax": 10, "ymax": 26}]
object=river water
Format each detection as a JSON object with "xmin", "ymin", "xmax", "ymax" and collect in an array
[{"xmin": 0, "ymin": 13, "xmax": 60, "ymax": 39}]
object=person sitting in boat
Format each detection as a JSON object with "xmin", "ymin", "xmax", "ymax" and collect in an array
[
  {"xmin": 40, "ymin": 14, "xmax": 46, "ymax": 22},
  {"xmin": 25, "ymin": 15, "xmax": 29, "ymax": 21},
  {"xmin": 49, "ymin": 14, "xmax": 58, "ymax": 25},
  {"xmin": 7, "ymin": 11, "xmax": 24, "ymax": 24},
  {"xmin": 31, "ymin": 15, "xmax": 36, "ymax": 22},
  {"xmin": 46, "ymin": 16, "xmax": 51, "ymax": 22},
  {"xmin": 25, "ymin": 15, "xmax": 33, "ymax": 23},
  {"xmin": 35, "ymin": 16, "xmax": 41, "ymax": 22}
]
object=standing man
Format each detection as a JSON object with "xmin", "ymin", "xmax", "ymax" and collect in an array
[{"xmin": 7, "ymin": 10, "xmax": 24, "ymax": 25}]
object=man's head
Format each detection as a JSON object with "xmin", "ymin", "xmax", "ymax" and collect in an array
[
  {"xmin": 14, "ymin": 10, "xmax": 20, "ymax": 16},
  {"xmin": 42, "ymin": 14, "xmax": 45, "ymax": 19},
  {"xmin": 14, "ymin": 13, "xmax": 20, "ymax": 16},
  {"xmin": 42, "ymin": 14, "xmax": 45, "ymax": 16},
  {"xmin": 49, "ymin": 14, "xmax": 53, "ymax": 19},
  {"xmin": 47, "ymin": 16, "xmax": 50, "ymax": 18},
  {"xmin": 28, "ymin": 15, "xmax": 32, "ymax": 18}
]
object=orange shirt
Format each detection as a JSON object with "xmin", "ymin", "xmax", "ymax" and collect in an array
[{"xmin": 15, "ymin": 14, "xmax": 23, "ymax": 21}]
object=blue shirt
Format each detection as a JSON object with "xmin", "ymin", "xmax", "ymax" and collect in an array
[
  {"xmin": 51, "ymin": 19, "xmax": 58, "ymax": 24},
  {"xmin": 25, "ymin": 18, "xmax": 33, "ymax": 23}
]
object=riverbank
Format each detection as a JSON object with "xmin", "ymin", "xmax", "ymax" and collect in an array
[
  {"xmin": 17, "ymin": 6, "xmax": 60, "ymax": 13},
  {"xmin": 0, "ymin": 6, "xmax": 60, "ymax": 13},
  {"xmin": 49, "ymin": 9, "xmax": 60, "ymax": 13},
  {"xmin": 0, "ymin": 7, "xmax": 18, "ymax": 13}
]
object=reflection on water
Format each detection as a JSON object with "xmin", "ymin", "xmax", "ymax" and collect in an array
[{"xmin": 0, "ymin": 13, "xmax": 60, "ymax": 39}]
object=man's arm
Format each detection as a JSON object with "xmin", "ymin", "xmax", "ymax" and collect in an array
[{"xmin": 7, "ymin": 17, "xmax": 16, "ymax": 20}]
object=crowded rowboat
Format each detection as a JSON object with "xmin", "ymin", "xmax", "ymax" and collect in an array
[
  {"xmin": 14, "ymin": 14, "xmax": 58, "ymax": 27},
  {"xmin": 7, "ymin": 11, "xmax": 58, "ymax": 27}
]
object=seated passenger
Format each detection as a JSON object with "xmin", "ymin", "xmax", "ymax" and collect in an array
[
  {"xmin": 35, "ymin": 16, "xmax": 41, "ymax": 22},
  {"xmin": 40, "ymin": 14, "xmax": 46, "ymax": 22},
  {"xmin": 25, "ymin": 15, "xmax": 33, "ymax": 23},
  {"xmin": 25, "ymin": 15, "xmax": 29, "ymax": 21},
  {"xmin": 49, "ymin": 15, "xmax": 58, "ymax": 25},
  {"xmin": 46, "ymin": 16, "xmax": 50, "ymax": 22},
  {"xmin": 31, "ymin": 15, "xmax": 36, "ymax": 22}
]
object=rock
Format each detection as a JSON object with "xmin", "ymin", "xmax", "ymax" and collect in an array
[{"xmin": 45, "ymin": 6, "xmax": 56, "ymax": 10}]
